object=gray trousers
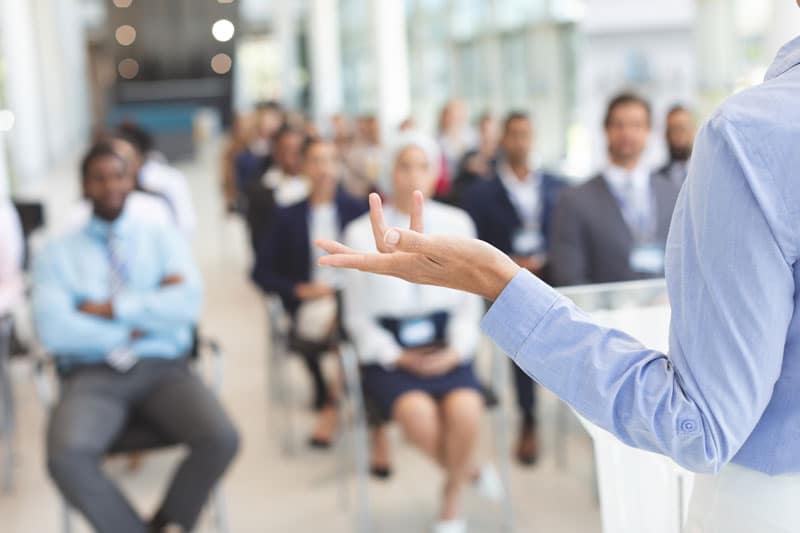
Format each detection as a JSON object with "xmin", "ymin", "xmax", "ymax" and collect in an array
[{"xmin": 46, "ymin": 358, "xmax": 240, "ymax": 533}]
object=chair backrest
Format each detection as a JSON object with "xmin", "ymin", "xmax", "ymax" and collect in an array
[{"xmin": 12, "ymin": 200, "xmax": 45, "ymax": 270}]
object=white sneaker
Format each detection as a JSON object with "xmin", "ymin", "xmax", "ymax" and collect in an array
[
  {"xmin": 473, "ymin": 463, "xmax": 505, "ymax": 503},
  {"xmin": 432, "ymin": 518, "xmax": 467, "ymax": 533}
]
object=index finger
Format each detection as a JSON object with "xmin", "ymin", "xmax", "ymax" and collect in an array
[
  {"xmin": 368, "ymin": 193, "xmax": 389, "ymax": 253},
  {"xmin": 409, "ymin": 190, "xmax": 425, "ymax": 233}
]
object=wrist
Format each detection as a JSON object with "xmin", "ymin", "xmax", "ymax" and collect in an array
[{"xmin": 485, "ymin": 257, "xmax": 521, "ymax": 301}]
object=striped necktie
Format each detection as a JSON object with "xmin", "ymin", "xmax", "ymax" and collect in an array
[{"xmin": 107, "ymin": 232, "xmax": 127, "ymax": 296}]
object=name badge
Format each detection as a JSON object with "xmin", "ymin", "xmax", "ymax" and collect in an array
[
  {"xmin": 630, "ymin": 244, "xmax": 665, "ymax": 275},
  {"xmin": 399, "ymin": 318, "xmax": 436, "ymax": 348},
  {"xmin": 512, "ymin": 228, "xmax": 544, "ymax": 256}
]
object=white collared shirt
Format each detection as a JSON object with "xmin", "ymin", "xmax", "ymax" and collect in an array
[
  {"xmin": 140, "ymin": 159, "xmax": 197, "ymax": 236},
  {"xmin": 498, "ymin": 163, "xmax": 542, "ymax": 231},
  {"xmin": 262, "ymin": 168, "xmax": 310, "ymax": 206},
  {"xmin": 309, "ymin": 202, "xmax": 341, "ymax": 287}
]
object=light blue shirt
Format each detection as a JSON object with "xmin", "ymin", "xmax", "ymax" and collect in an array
[
  {"xmin": 32, "ymin": 212, "xmax": 203, "ymax": 364},
  {"xmin": 483, "ymin": 36, "xmax": 800, "ymax": 476}
]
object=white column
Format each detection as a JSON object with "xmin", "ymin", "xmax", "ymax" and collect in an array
[
  {"xmin": 308, "ymin": 0, "xmax": 344, "ymax": 131},
  {"xmin": 370, "ymin": 0, "xmax": 411, "ymax": 141},
  {"xmin": 0, "ymin": 134, "xmax": 9, "ymax": 197},
  {"xmin": 765, "ymin": 0, "xmax": 800, "ymax": 64},
  {"xmin": 0, "ymin": 0, "xmax": 48, "ymax": 187},
  {"xmin": 274, "ymin": 1, "xmax": 301, "ymax": 108},
  {"xmin": 695, "ymin": 0, "xmax": 737, "ymax": 115}
]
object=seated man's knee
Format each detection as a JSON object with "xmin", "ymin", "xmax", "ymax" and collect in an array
[
  {"xmin": 198, "ymin": 420, "xmax": 241, "ymax": 468},
  {"xmin": 47, "ymin": 444, "xmax": 95, "ymax": 487}
]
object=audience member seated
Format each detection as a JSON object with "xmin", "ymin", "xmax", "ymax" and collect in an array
[
  {"xmin": 252, "ymin": 137, "xmax": 367, "ymax": 447},
  {"xmin": 118, "ymin": 123, "xmax": 198, "ymax": 236},
  {"xmin": 437, "ymin": 99, "xmax": 477, "ymax": 185},
  {"xmin": 448, "ymin": 111, "xmax": 499, "ymax": 206},
  {"xmin": 0, "ymin": 198, "xmax": 24, "ymax": 318},
  {"xmin": 33, "ymin": 143, "xmax": 239, "ymax": 533},
  {"xmin": 549, "ymin": 93, "xmax": 680, "ymax": 286},
  {"xmin": 655, "ymin": 104, "xmax": 696, "ymax": 186},
  {"xmin": 221, "ymin": 113, "xmax": 254, "ymax": 212},
  {"xmin": 342, "ymin": 132, "xmax": 498, "ymax": 533},
  {"xmin": 341, "ymin": 115, "xmax": 383, "ymax": 198},
  {"xmin": 463, "ymin": 111, "xmax": 566, "ymax": 467},
  {"xmin": 244, "ymin": 126, "xmax": 308, "ymax": 253},
  {"xmin": 234, "ymin": 101, "xmax": 286, "ymax": 203}
]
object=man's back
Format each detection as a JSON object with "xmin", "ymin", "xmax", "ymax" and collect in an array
[{"xmin": 664, "ymin": 36, "xmax": 800, "ymax": 473}]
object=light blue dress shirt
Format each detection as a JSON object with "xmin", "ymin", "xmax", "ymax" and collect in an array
[
  {"xmin": 483, "ymin": 36, "xmax": 800, "ymax": 476},
  {"xmin": 32, "ymin": 212, "xmax": 203, "ymax": 364}
]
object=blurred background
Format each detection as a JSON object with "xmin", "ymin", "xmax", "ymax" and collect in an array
[{"xmin": 0, "ymin": 1, "xmax": 798, "ymax": 532}]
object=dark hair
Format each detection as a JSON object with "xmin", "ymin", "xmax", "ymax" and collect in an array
[
  {"xmin": 273, "ymin": 124, "xmax": 303, "ymax": 145},
  {"xmin": 300, "ymin": 136, "xmax": 333, "ymax": 158},
  {"xmin": 604, "ymin": 92, "xmax": 652, "ymax": 129},
  {"xmin": 117, "ymin": 122, "xmax": 155, "ymax": 154},
  {"xmin": 81, "ymin": 142, "xmax": 126, "ymax": 180},
  {"xmin": 666, "ymin": 104, "xmax": 693, "ymax": 119},
  {"xmin": 503, "ymin": 111, "xmax": 531, "ymax": 133},
  {"xmin": 256, "ymin": 100, "xmax": 283, "ymax": 113}
]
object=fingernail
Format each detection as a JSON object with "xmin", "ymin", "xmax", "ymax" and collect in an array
[{"xmin": 385, "ymin": 229, "xmax": 400, "ymax": 246}]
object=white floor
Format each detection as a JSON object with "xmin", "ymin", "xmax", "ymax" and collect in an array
[{"xmin": 0, "ymin": 141, "xmax": 601, "ymax": 532}]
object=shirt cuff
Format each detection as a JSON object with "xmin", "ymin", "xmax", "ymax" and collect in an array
[{"xmin": 481, "ymin": 270, "xmax": 561, "ymax": 359}]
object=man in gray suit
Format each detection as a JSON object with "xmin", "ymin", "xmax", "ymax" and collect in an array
[{"xmin": 550, "ymin": 93, "xmax": 680, "ymax": 286}]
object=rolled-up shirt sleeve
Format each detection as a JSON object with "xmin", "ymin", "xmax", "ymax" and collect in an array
[{"xmin": 482, "ymin": 114, "xmax": 795, "ymax": 474}]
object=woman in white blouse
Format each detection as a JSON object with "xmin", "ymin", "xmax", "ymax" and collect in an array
[{"xmin": 342, "ymin": 132, "xmax": 493, "ymax": 533}]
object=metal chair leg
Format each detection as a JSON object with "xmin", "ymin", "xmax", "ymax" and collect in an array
[
  {"xmin": 339, "ymin": 344, "xmax": 372, "ymax": 533},
  {"xmin": 212, "ymin": 486, "xmax": 230, "ymax": 533},
  {"xmin": 61, "ymin": 499, "xmax": 74, "ymax": 533},
  {"xmin": 490, "ymin": 344, "xmax": 515, "ymax": 532},
  {"xmin": 0, "ymin": 318, "xmax": 15, "ymax": 493}
]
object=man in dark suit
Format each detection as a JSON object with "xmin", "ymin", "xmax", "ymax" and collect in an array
[
  {"xmin": 654, "ymin": 105, "xmax": 696, "ymax": 187},
  {"xmin": 234, "ymin": 101, "xmax": 285, "ymax": 202},
  {"xmin": 463, "ymin": 111, "xmax": 566, "ymax": 466},
  {"xmin": 549, "ymin": 93, "xmax": 681, "ymax": 287},
  {"xmin": 252, "ymin": 137, "xmax": 367, "ymax": 448}
]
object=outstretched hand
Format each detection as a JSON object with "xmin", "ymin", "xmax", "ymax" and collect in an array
[{"xmin": 315, "ymin": 191, "xmax": 521, "ymax": 301}]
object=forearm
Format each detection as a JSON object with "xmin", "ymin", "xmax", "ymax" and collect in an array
[
  {"xmin": 483, "ymin": 270, "xmax": 732, "ymax": 473},
  {"xmin": 114, "ymin": 284, "xmax": 202, "ymax": 332}
]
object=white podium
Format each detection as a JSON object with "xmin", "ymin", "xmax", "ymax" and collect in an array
[{"xmin": 559, "ymin": 281, "xmax": 695, "ymax": 533}]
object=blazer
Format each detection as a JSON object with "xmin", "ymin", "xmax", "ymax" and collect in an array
[
  {"xmin": 252, "ymin": 189, "xmax": 368, "ymax": 313},
  {"xmin": 463, "ymin": 170, "xmax": 567, "ymax": 256},
  {"xmin": 548, "ymin": 173, "xmax": 680, "ymax": 286}
]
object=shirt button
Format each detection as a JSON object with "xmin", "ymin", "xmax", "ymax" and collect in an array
[{"xmin": 680, "ymin": 420, "xmax": 697, "ymax": 433}]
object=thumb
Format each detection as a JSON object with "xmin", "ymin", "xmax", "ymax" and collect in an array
[{"xmin": 383, "ymin": 227, "xmax": 433, "ymax": 254}]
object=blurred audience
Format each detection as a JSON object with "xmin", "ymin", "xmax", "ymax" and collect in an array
[
  {"xmin": 253, "ymin": 137, "xmax": 367, "ymax": 447},
  {"xmin": 655, "ymin": 104, "xmax": 696, "ymax": 186},
  {"xmin": 343, "ymin": 132, "xmax": 500, "ymax": 533},
  {"xmin": 235, "ymin": 101, "xmax": 285, "ymax": 201},
  {"xmin": 463, "ymin": 111, "xmax": 566, "ymax": 466},
  {"xmin": 342, "ymin": 115, "xmax": 383, "ymax": 198},
  {"xmin": 117, "ymin": 123, "xmax": 197, "ymax": 236},
  {"xmin": 244, "ymin": 125, "xmax": 308, "ymax": 253},
  {"xmin": 549, "ymin": 93, "xmax": 680, "ymax": 286},
  {"xmin": 0, "ymin": 199, "xmax": 24, "ymax": 317},
  {"xmin": 33, "ymin": 143, "xmax": 239, "ymax": 533},
  {"xmin": 437, "ymin": 99, "xmax": 478, "ymax": 191},
  {"xmin": 221, "ymin": 113, "xmax": 254, "ymax": 212},
  {"xmin": 448, "ymin": 111, "xmax": 500, "ymax": 206}
]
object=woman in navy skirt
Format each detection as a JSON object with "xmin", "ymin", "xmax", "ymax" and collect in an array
[{"xmin": 342, "ymin": 131, "xmax": 497, "ymax": 533}]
